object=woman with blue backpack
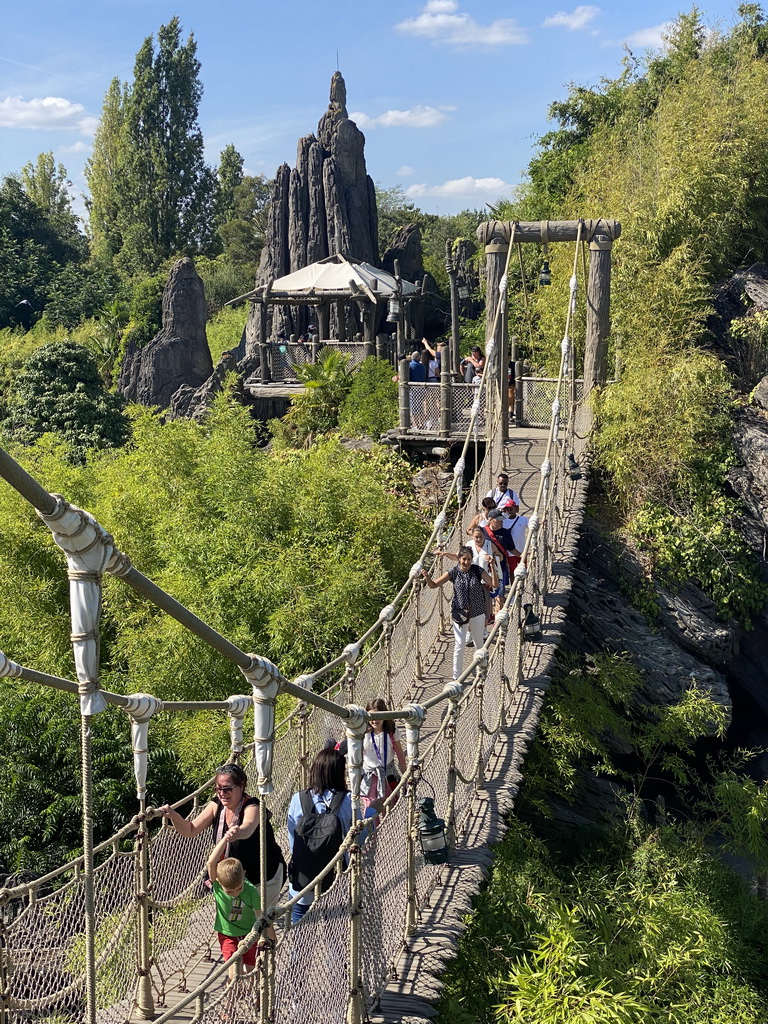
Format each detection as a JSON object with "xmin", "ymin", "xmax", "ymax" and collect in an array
[{"xmin": 287, "ymin": 746, "xmax": 382, "ymax": 923}]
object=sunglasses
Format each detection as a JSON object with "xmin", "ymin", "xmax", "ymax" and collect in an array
[{"xmin": 215, "ymin": 785, "xmax": 235, "ymax": 794}]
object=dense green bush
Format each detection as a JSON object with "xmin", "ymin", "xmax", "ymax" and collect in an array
[
  {"xmin": 338, "ymin": 356, "xmax": 398, "ymax": 437},
  {"xmin": 3, "ymin": 340, "xmax": 129, "ymax": 457},
  {"xmin": 439, "ymin": 821, "xmax": 768, "ymax": 1024}
]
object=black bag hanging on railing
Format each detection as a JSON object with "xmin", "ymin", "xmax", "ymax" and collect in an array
[{"xmin": 289, "ymin": 790, "xmax": 346, "ymax": 893}]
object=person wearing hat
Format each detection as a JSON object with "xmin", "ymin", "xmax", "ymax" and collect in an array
[
  {"xmin": 498, "ymin": 501, "xmax": 529, "ymax": 563},
  {"xmin": 484, "ymin": 509, "xmax": 521, "ymax": 610}
]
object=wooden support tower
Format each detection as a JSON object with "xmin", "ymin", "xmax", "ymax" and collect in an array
[{"xmin": 477, "ymin": 218, "xmax": 621, "ymax": 399}]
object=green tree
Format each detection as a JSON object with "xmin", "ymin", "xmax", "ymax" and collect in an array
[
  {"xmin": 273, "ymin": 349, "xmax": 354, "ymax": 446},
  {"xmin": 85, "ymin": 78, "xmax": 129, "ymax": 265},
  {"xmin": 215, "ymin": 144, "xmax": 244, "ymax": 226},
  {"xmin": 85, "ymin": 17, "xmax": 216, "ymax": 278},
  {"xmin": 20, "ymin": 151, "xmax": 74, "ymax": 221},
  {"xmin": 0, "ymin": 175, "xmax": 91, "ymax": 330}
]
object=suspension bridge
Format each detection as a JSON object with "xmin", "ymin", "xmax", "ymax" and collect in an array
[{"xmin": 0, "ymin": 219, "xmax": 615, "ymax": 1024}]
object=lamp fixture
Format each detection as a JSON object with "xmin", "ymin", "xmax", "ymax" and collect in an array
[{"xmin": 417, "ymin": 796, "xmax": 449, "ymax": 865}]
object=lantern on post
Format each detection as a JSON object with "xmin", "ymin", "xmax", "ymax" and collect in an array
[
  {"xmin": 386, "ymin": 296, "xmax": 401, "ymax": 323},
  {"xmin": 523, "ymin": 603, "xmax": 542, "ymax": 642},
  {"xmin": 417, "ymin": 796, "xmax": 449, "ymax": 865}
]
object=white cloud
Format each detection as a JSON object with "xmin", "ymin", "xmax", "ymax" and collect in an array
[
  {"xmin": 0, "ymin": 95, "xmax": 96, "ymax": 133},
  {"xmin": 405, "ymin": 175, "xmax": 513, "ymax": 200},
  {"xmin": 395, "ymin": 0, "xmax": 528, "ymax": 48},
  {"xmin": 59, "ymin": 139, "xmax": 91, "ymax": 154},
  {"xmin": 351, "ymin": 104, "xmax": 453, "ymax": 129},
  {"xmin": 624, "ymin": 22, "xmax": 671, "ymax": 48},
  {"xmin": 397, "ymin": 165, "xmax": 415, "ymax": 177},
  {"xmin": 542, "ymin": 5, "xmax": 600, "ymax": 31}
]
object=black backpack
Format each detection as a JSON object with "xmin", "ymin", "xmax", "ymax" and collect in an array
[{"xmin": 290, "ymin": 790, "xmax": 346, "ymax": 893}]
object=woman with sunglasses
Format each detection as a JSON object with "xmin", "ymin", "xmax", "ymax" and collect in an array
[{"xmin": 160, "ymin": 763, "xmax": 286, "ymax": 910}]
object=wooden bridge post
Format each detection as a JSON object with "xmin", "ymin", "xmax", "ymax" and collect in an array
[
  {"xmin": 483, "ymin": 231, "xmax": 510, "ymax": 443},
  {"xmin": 318, "ymin": 300, "xmax": 330, "ymax": 341},
  {"xmin": 483, "ymin": 233, "xmax": 508, "ymax": 349},
  {"xmin": 259, "ymin": 302, "xmax": 272, "ymax": 383},
  {"xmin": 346, "ymin": 845, "xmax": 364, "ymax": 1024},
  {"xmin": 446, "ymin": 240, "xmax": 460, "ymax": 373},
  {"xmin": 583, "ymin": 229, "xmax": 614, "ymax": 393},
  {"xmin": 375, "ymin": 332, "xmax": 387, "ymax": 362},
  {"xmin": 135, "ymin": 801, "xmax": 155, "ymax": 1019},
  {"xmin": 439, "ymin": 348, "xmax": 452, "ymax": 438},
  {"xmin": 405, "ymin": 776, "xmax": 418, "ymax": 936},
  {"xmin": 398, "ymin": 357, "xmax": 411, "ymax": 432},
  {"xmin": 336, "ymin": 299, "xmax": 347, "ymax": 342},
  {"xmin": 414, "ymin": 580, "xmax": 424, "ymax": 680}
]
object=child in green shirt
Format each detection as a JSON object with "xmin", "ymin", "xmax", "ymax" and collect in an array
[{"xmin": 207, "ymin": 825, "xmax": 276, "ymax": 979}]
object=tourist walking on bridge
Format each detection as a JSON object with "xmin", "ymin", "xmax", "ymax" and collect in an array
[
  {"xmin": 361, "ymin": 697, "xmax": 406, "ymax": 807},
  {"xmin": 287, "ymin": 747, "xmax": 382, "ymax": 924},
  {"xmin": 206, "ymin": 825, "xmax": 276, "ymax": 981},
  {"xmin": 422, "ymin": 546, "xmax": 495, "ymax": 681},
  {"xmin": 160, "ymin": 762, "xmax": 286, "ymax": 909},
  {"xmin": 486, "ymin": 471, "xmax": 521, "ymax": 509}
]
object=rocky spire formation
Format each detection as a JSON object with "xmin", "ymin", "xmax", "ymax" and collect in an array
[
  {"xmin": 119, "ymin": 257, "xmax": 213, "ymax": 409},
  {"xmin": 247, "ymin": 72, "xmax": 379, "ymax": 350}
]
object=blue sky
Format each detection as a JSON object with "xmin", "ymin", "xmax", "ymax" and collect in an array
[{"xmin": 0, "ymin": 1, "xmax": 747, "ymax": 220}]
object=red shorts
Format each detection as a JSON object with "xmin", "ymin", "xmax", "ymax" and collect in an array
[{"xmin": 218, "ymin": 932, "xmax": 257, "ymax": 967}]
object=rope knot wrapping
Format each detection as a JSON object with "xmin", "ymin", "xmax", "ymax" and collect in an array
[
  {"xmin": 402, "ymin": 703, "xmax": 426, "ymax": 767},
  {"xmin": 36, "ymin": 498, "xmax": 132, "ymax": 717},
  {"xmin": 378, "ymin": 604, "xmax": 396, "ymax": 622},
  {"xmin": 528, "ymin": 513, "xmax": 541, "ymax": 531},
  {"xmin": 551, "ymin": 398, "xmax": 561, "ymax": 419},
  {"xmin": 241, "ymin": 654, "xmax": 285, "ymax": 796},
  {"xmin": 226, "ymin": 695, "xmax": 252, "ymax": 756},
  {"xmin": 344, "ymin": 704, "xmax": 369, "ymax": 814},
  {"xmin": 513, "ymin": 563, "xmax": 529, "ymax": 580},
  {"xmin": 343, "ymin": 642, "xmax": 361, "ymax": 666},
  {"xmin": 472, "ymin": 647, "xmax": 489, "ymax": 668},
  {"xmin": 0, "ymin": 650, "xmax": 22, "ymax": 679},
  {"xmin": 540, "ymin": 459, "xmax": 552, "ymax": 479},
  {"xmin": 293, "ymin": 673, "xmax": 315, "ymax": 690},
  {"xmin": 498, "ymin": 274, "xmax": 508, "ymax": 295},
  {"xmin": 408, "ymin": 561, "xmax": 423, "ymax": 580},
  {"xmin": 441, "ymin": 681, "xmax": 464, "ymax": 702},
  {"xmin": 495, "ymin": 608, "xmax": 510, "ymax": 628},
  {"xmin": 124, "ymin": 694, "xmax": 164, "ymax": 800}
]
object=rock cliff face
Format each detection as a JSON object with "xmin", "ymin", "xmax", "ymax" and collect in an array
[
  {"xmin": 538, "ymin": 265, "xmax": 768, "ymax": 830},
  {"xmin": 246, "ymin": 72, "xmax": 378, "ymax": 351},
  {"xmin": 119, "ymin": 258, "xmax": 213, "ymax": 410}
]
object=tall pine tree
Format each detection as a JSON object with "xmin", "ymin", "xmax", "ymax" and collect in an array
[{"xmin": 85, "ymin": 17, "xmax": 215, "ymax": 278}]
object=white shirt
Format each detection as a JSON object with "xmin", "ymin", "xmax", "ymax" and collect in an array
[
  {"xmin": 469, "ymin": 537, "xmax": 493, "ymax": 571},
  {"xmin": 362, "ymin": 729, "xmax": 396, "ymax": 772},
  {"xmin": 500, "ymin": 513, "xmax": 529, "ymax": 553},
  {"xmin": 487, "ymin": 486, "xmax": 521, "ymax": 507}
]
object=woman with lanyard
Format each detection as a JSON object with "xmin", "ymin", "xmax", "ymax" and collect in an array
[
  {"xmin": 361, "ymin": 697, "xmax": 407, "ymax": 808},
  {"xmin": 161, "ymin": 762, "xmax": 286, "ymax": 909}
]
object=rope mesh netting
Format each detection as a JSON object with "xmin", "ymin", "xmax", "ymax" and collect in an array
[{"xmin": 0, "ymin": 230, "xmax": 594, "ymax": 1023}]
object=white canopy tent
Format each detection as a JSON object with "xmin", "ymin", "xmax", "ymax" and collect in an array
[
  {"xmin": 228, "ymin": 253, "xmax": 422, "ymax": 348},
  {"xmin": 266, "ymin": 254, "xmax": 419, "ymax": 301}
]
